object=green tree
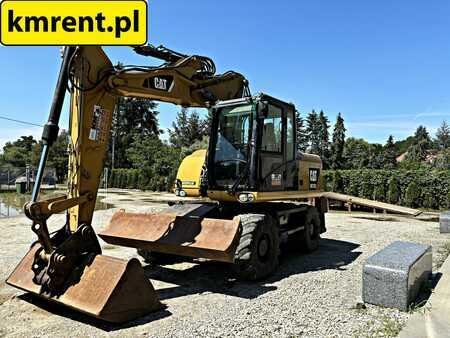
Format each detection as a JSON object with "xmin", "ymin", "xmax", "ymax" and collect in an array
[
  {"xmin": 169, "ymin": 108, "xmax": 207, "ymax": 148},
  {"xmin": 433, "ymin": 149, "xmax": 450, "ymax": 169},
  {"xmin": 405, "ymin": 179, "xmax": 421, "ymax": 208},
  {"xmin": 393, "ymin": 135, "xmax": 415, "ymax": 156},
  {"xmin": 126, "ymin": 134, "xmax": 164, "ymax": 168},
  {"xmin": 296, "ymin": 111, "xmax": 308, "ymax": 152},
  {"xmin": 373, "ymin": 182, "xmax": 385, "ymax": 202},
  {"xmin": 383, "ymin": 135, "xmax": 397, "ymax": 168},
  {"xmin": 436, "ymin": 120, "xmax": 450, "ymax": 149},
  {"xmin": 110, "ymin": 98, "xmax": 161, "ymax": 168},
  {"xmin": 318, "ymin": 110, "xmax": 331, "ymax": 168},
  {"xmin": 306, "ymin": 109, "xmax": 321, "ymax": 154},
  {"xmin": 31, "ymin": 131, "xmax": 69, "ymax": 182},
  {"xmin": 387, "ymin": 177, "xmax": 399, "ymax": 204},
  {"xmin": 330, "ymin": 112, "xmax": 346, "ymax": 169},
  {"xmin": 126, "ymin": 134, "xmax": 180, "ymax": 191},
  {"xmin": 367, "ymin": 143, "xmax": 384, "ymax": 169},
  {"xmin": 46, "ymin": 130, "xmax": 69, "ymax": 183},
  {"xmin": 343, "ymin": 138, "xmax": 371, "ymax": 169},
  {"xmin": 2, "ymin": 136, "xmax": 36, "ymax": 167},
  {"xmin": 422, "ymin": 192, "xmax": 437, "ymax": 209},
  {"xmin": 113, "ymin": 97, "xmax": 161, "ymax": 137},
  {"xmin": 407, "ymin": 125, "xmax": 431, "ymax": 162},
  {"xmin": 202, "ymin": 109, "xmax": 214, "ymax": 136}
]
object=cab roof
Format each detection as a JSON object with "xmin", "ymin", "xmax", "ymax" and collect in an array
[{"xmin": 213, "ymin": 93, "xmax": 295, "ymax": 111}]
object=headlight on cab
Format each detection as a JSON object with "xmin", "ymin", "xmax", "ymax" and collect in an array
[{"xmin": 238, "ymin": 193, "xmax": 254, "ymax": 203}]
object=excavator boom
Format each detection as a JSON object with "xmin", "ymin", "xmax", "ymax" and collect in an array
[{"xmin": 7, "ymin": 45, "xmax": 247, "ymax": 322}]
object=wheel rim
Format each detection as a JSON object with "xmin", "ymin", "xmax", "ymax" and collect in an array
[{"xmin": 257, "ymin": 234, "xmax": 271, "ymax": 262}]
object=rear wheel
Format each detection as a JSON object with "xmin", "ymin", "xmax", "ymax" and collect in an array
[
  {"xmin": 298, "ymin": 206, "xmax": 321, "ymax": 253},
  {"xmin": 233, "ymin": 213, "xmax": 280, "ymax": 280}
]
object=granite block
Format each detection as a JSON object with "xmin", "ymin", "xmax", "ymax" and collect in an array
[{"xmin": 362, "ymin": 241, "xmax": 432, "ymax": 311}]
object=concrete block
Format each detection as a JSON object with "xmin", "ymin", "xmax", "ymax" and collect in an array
[
  {"xmin": 440, "ymin": 211, "xmax": 450, "ymax": 233},
  {"xmin": 363, "ymin": 241, "xmax": 432, "ymax": 311}
]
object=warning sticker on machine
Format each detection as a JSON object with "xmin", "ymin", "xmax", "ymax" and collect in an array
[
  {"xmin": 309, "ymin": 168, "xmax": 319, "ymax": 190},
  {"xmin": 271, "ymin": 173, "xmax": 282, "ymax": 186},
  {"xmin": 89, "ymin": 105, "xmax": 110, "ymax": 143}
]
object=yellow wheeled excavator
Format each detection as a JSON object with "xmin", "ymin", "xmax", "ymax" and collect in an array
[{"xmin": 7, "ymin": 45, "xmax": 328, "ymax": 323}]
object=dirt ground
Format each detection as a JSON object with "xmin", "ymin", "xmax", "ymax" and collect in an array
[{"xmin": 0, "ymin": 190, "xmax": 449, "ymax": 337}]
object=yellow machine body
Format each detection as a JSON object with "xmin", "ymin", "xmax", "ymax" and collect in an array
[
  {"xmin": 176, "ymin": 150, "xmax": 324, "ymax": 203},
  {"xmin": 8, "ymin": 45, "xmax": 329, "ymax": 325},
  {"xmin": 175, "ymin": 149, "xmax": 206, "ymax": 197}
]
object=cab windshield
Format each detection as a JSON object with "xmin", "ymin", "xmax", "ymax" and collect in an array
[{"xmin": 213, "ymin": 104, "xmax": 253, "ymax": 187}]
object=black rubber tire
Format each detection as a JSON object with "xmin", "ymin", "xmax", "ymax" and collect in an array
[
  {"xmin": 298, "ymin": 206, "xmax": 321, "ymax": 253},
  {"xmin": 233, "ymin": 213, "xmax": 280, "ymax": 281},
  {"xmin": 137, "ymin": 249, "xmax": 181, "ymax": 265}
]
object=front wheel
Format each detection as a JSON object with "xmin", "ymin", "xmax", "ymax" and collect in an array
[{"xmin": 233, "ymin": 213, "xmax": 280, "ymax": 280}]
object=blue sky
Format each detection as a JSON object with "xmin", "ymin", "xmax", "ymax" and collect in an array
[{"xmin": 0, "ymin": 0, "xmax": 449, "ymax": 149}]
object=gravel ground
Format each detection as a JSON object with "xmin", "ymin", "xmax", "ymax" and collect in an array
[{"xmin": 0, "ymin": 192, "xmax": 449, "ymax": 337}]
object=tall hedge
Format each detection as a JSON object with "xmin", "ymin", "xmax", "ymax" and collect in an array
[
  {"xmin": 107, "ymin": 168, "xmax": 450, "ymax": 210},
  {"xmin": 324, "ymin": 169, "xmax": 450, "ymax": 210},
  {"xmin": 108, "ymin": 168, "xmax": 169, "ymax": 192}
]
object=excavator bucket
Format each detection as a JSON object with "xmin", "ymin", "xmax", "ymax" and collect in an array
[
  {"xmin": 7, "ymin": 243, "xmax": 161, "ymax": 323},
  {"xmin": 98, "ymin": 211, "xmax": 242, "ymax": 263}
]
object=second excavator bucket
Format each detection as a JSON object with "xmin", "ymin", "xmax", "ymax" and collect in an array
[
  {"xmin": 7, "ymin": 243, "xmax": 161, "ymax": 323},
  {"xmin": 98, "ymin": 211, "xmax": 242, "ymax": 263}
]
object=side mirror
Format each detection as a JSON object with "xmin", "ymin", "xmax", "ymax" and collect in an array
[{"xmin": 257, "ymin": 101, "xmax": 269, "ymax": 118}]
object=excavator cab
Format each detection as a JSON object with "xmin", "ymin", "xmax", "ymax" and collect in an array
[{"xmin": 207, "ymin": 94, "xmax": 299, "ymax": 197}]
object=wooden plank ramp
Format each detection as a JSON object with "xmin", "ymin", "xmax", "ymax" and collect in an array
[{"xmin": 323, "ymin": 192, "xmax": 422, "ymax": 216}]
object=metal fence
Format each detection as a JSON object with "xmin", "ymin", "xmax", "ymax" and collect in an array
[{"xmin": 0, "ymin": 166, "xmax": 57, "ymax": 191}]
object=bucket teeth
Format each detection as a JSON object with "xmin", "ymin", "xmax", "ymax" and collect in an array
[
  {"xmin": 98, "ymin": 212, "xmax": 242, "ymax": 263},
  {"xmin": 7, "ymin": 244, "xmax": 161, "ymax": 323}
]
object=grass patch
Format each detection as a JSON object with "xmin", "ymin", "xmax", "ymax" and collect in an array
[
  {"xmin": 376, "ymin": 316, "xmax": 403, "ymax": 337},
  {"xmin": 361, "ymin": 316, "xmax": 403, "ymax": 338}
]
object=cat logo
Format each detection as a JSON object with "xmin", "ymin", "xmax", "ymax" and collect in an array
[
  {"xmin": 154, "ymin": 77, "xmax": 167, "ymax": 90},
  {"xmin": 143, "ymin": 76, "xmax": 174, "ymax": 92}
]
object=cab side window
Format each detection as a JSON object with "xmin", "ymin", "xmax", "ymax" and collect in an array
[
  {"xmin": 286, "ymin": 110, "xmax": 295, "ymax": 161},
  {"xmin": 261, "ymin": 105, "xmax": 282, "ymax": 152}
]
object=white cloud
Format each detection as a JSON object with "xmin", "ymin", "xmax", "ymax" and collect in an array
[{"xmin": 413, "ymin": 111, "xmax": 450, "ymax": 120}]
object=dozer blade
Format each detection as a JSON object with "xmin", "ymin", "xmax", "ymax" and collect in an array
[
  {"xmin": 98, "ymin": 212, "xmax": 241, "ymax": 263},
  {"xmin": 7, "ymin": 243, "xmax": 161, "ymax": 323}
]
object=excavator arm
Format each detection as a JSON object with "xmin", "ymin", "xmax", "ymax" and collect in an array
[
  {"xmin": 7, "ymin": 46, "xmax": 247, "ymax": 322},
  {"xmin": 33, "ymin": 46, "xmax": 247, "ymax": 233}
]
